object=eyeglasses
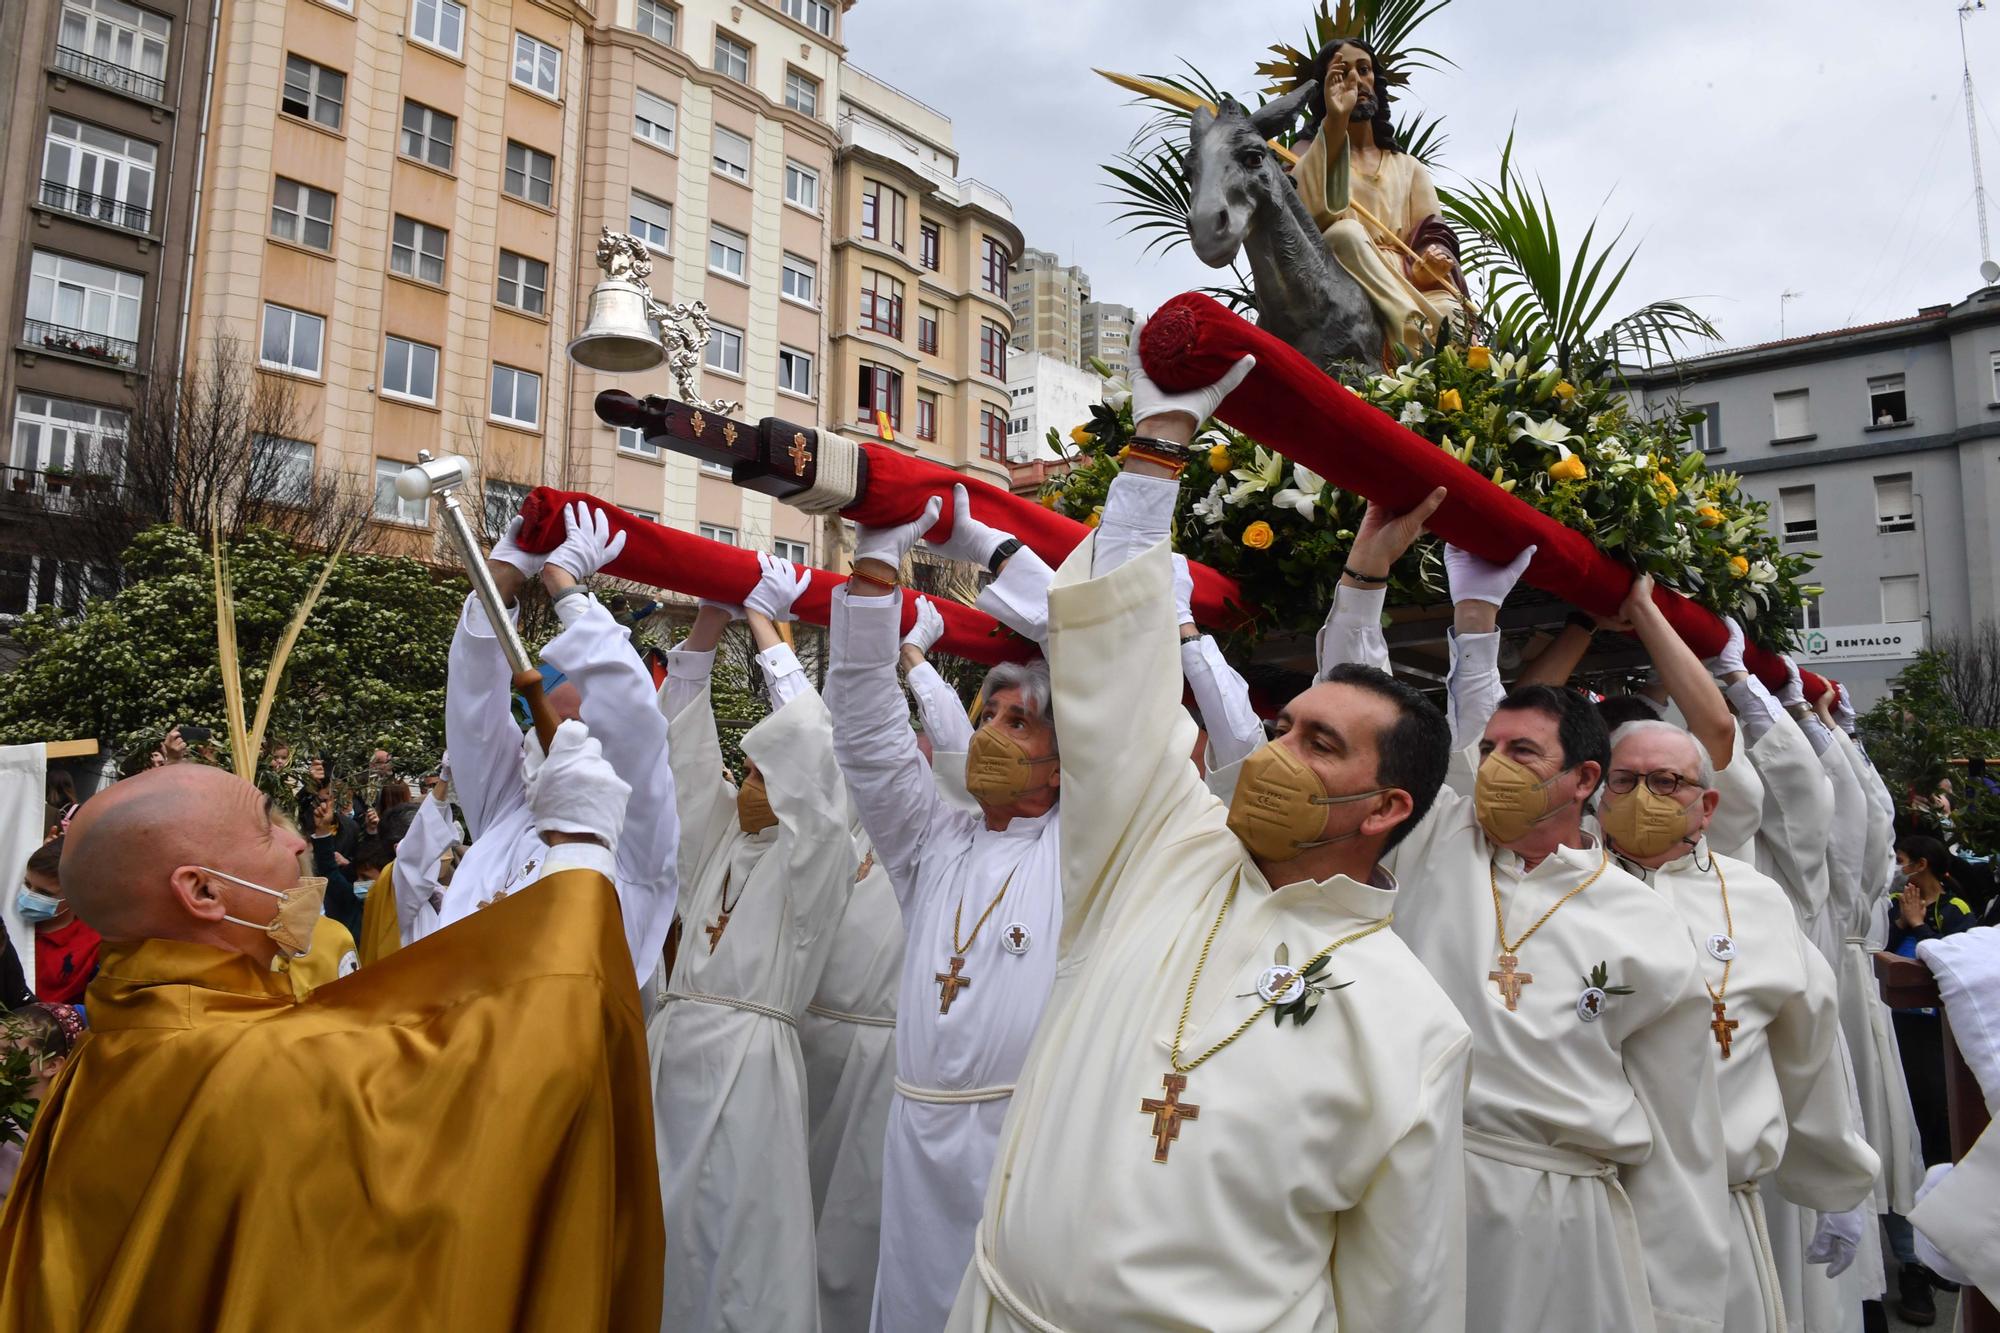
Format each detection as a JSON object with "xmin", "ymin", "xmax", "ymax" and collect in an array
[{"xmin": 1605, "ymin": 769, "xmax": 1702, "ymax": 797}]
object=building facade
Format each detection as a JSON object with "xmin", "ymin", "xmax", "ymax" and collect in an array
[
  {"xmin": 1630, "ymin": 284, "xmax": 2000, "ymax": 706},
  {"xmin": 1080, "ymin": 298, "xmax": 1132, "ymax": 379},
  {"xmin": 1007, "ymin": 245, "xmax": 1088, "ymax": 368},
  {"xmin": 1003, "ymin": 347, "xmax": 1099, "ymax": 463}
]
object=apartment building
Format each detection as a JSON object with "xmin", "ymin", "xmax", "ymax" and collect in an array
[
  {"xmin": 1080, "ymin": 298, "xmax": 1132, "ymax": 379},
  {"xmin": 1007, "ymin": 245, "xmax": 1087, "ymax": 368},
  {"xmin": 1004, "ymin": 347, "xmax": 1099, "ymax": 463},
  {"xmin": 1629, "ymin": 283, "xmax": 2000, "ymax": 706}
]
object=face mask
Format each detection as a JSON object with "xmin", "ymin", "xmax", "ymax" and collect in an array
[
  {"xmin": 1227, "ymin": 740, "xmax": 1388, "ymax": 863},
  {"xmin": 200, "ymin": 866, "xmax": 326, "ymax": 958},
  {"xmin": 736, "ymin": 774, "xmax": 778, "ymax": 835},
  {"xmin": 1601, "ymin": 785, "xmax": 1697, "ymax": 861},
  {"xmin": 1474, "ymin": 751, "xmax": 1575, "ymax": 846},
  {"xmin": 964, "ymin": 725, "xmax": 1058, "ymax": 808},
  {"xmin": 15, "ymin": 886, "xmax": 62, "ymax": 924}
]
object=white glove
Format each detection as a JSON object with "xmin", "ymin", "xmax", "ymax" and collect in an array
[
  {"xmin": 545, "ymin": 501, "xmax": 629, "ymax": 581},
  {"xmin": 490, "ymin": 516, "xmax": 547, "ymax": 579},
  {"xmin": 923, "ymin": 483, "xmax": 1010, "ymax": 568},
  {"xmin": 743, "ymin": 551, "xmax": 811, "ymax": 622},
  {"xmin": 1833, "ymin": 683, "xmax": 1858, "ymax": 734},
  {"xmin": 522, "ymin": 719, "xmax": 631, "ymax": 852},
  {"xmin": 1805, "ymin": 1205, "xmax": 1867, "ymax": 1278},
  {"xmin": 696, "ymin": 598, "xmax": 745, "ymax": 622},
  {"xmin": 1703, "ymin": 615, "xmax": 1747, "ymax": 679},
  {"xmin": 1776, "ymin": 656, "xmax": 1806, "ymax": 710},
  {"xmin": 1443, "ymin": 543, "xmax": 1536, "ymax": 609},
  {"xmin": 854, "ymin": 494, "xmax": 943, "ymax": 571},
  {"xmin": 902, "ymin": 597, "xmax": 945, "ymax": 654},
  {"xmin": 1130, "ymin": 315, "xmax": 1257, "ymax": 429},
  {"xmin": 1171, "ymin": 554, "xmax": 1196, "ymax": 628}
]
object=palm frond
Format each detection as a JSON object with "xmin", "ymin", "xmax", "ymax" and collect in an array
[
  {"xmin": 246, "ymin": 531, "xmax": 354, "ymax": 764},
  {"xmin": 209, "ymin": 511, "xmax": 250, "ymax": 782},
  {"xmin": 1392, "ymin": 109, "xmax": 1449, "ymax": 168},
  {"xmin": 1104, "ymin": 143, "xmax": 1196, "ymax": 258}
]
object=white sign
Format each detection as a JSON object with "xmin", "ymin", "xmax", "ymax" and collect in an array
[{"xmin": 1797, "ymin": 621, "xmax": 1926, "ymax": 664}]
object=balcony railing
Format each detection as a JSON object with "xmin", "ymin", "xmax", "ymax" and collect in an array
[
  {"xmin": 24, "ymin": 318, "xmax": 137, "ymax": 367},
  {"xmin": 53, "ymin": 46, "xmax": 167, "ymax": 102},
  {"xmin": 38, "ymin": 180, "xmax": 152, "ymax": 233},
  {"xmin": 1, "ymin": 464, "xmax": 127, "ymax": 512}
]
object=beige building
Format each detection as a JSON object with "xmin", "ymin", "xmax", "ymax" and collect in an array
[
  {"xmin": 1081, "ymin": 298, "xmax": 1133, "ymax": 379},
  {"xmin": 1007, "ymin": 245, "xmax": 1087, "ymax": 369}
]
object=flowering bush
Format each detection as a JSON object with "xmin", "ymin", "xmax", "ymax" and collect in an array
[{"xmin": 1043, "ymin": 348, "xmax": 1819, "ymax": 648}]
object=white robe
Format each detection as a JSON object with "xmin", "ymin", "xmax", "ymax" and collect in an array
[
  {"xmin": 426, "ymin": 593, "xmax": 678, "ymax": 979},
  {"xmin": 947, "ymin": 486, "xmax": 1473, "ymax": 1333},
  {"xmin": 390, "ymin": 790, "xmax": 456, "ymax": 943},
  {"xmin": 1722, "ymin": 679, "xmax": 1838, "ymax": 965},
  {"xmin": 649, "ymin": 644, "xmax": 853, "ymax": 1333},
  {"xmin": 827, "ymin": 589, "xmax": 1064, "ymax": 1333},
  {"xmin": 1325, "ymin": 587, "xmax": 1732, "ymax": 1333}
]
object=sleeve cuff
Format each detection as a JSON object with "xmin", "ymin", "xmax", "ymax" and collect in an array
[
  {"xmin": 1329, "ymin": 583, "xmax": 1386, "ymax": 627},
  {"xmin": 665, "ymin": 647, "xmax": 716, "ymax": 681},
  {"xmin": 1099, "ymin": 472, "xmax": 1180, "ymax": 540},
  {"xmin": 535, "ymin": 839, "xmax": 618, "ymax": 883},
  {"xmin": 1446, "ymin": 627, "xmax": 1501, "ymax": 680},
  {"xmin": 460, "ymin": 591, "xmax": 520, "ymax": 640},
  {"xmin": 551, "ymin": 585, "xmax": 595, "ymax": 628},
  {"xmin": 755, "ymin": 642, "xmax": 803, "ymax": 683},
  {"xmin": 976, "ymin": 547, "xmax": 1055, "ymax": 644}
]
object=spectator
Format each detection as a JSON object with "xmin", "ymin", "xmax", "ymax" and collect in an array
[
  {"xmin": 17, "ymin": 840, "xmax": 100, "ymax": 1007},
  {"xmin": 377, "ymin": 781, "xmax": 417, "ymax": 847},
  {"xmin": 1890, "ymin": 835, "xmax": 1977, "ymax": 954},
  {"xmin": 349, "ymin": 839, "xmax": 392, "ymax": 897},
  {"xmin": 0, "ymin": 1002, "xmax": 83, "ymax": 1202},
  {"xmin": 306, "ymin": 791, "xmax": 364, "ymax": 937},
  {"xmin": 146, "ymin": 751, "xmax": 166, "ymax": 771},
  {"xmin": 44, "ymin": 772, "xmax": 79, "ymax": 841}
]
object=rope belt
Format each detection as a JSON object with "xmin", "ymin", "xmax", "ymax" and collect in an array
[
  {"xmin": 1729, "ymin": 1180, "xmax": 1787, "ymax": 1333},
  {"xmin": 975, "ymin": 1232, "xmax": 1066, "ymax": 1333},
  {"xmin": 805, "ymin": 1002, "xmax": 896, "ymax": 1028},
  {"xmin": 792, "ymin": 430, "xmax": 860, "ymax": 512},
  {"xmin": 1844, "ymin": 936, "xmax": 1874, "ymax": 947},
  {"xmin": 1463, "ymin": 1126, "xmax": 1617, "ymax": 1179},
  {"xmin": 663, "ymin": 991, "xmax": 796, "ymax": 1026},
  {"xmin": 894, "ymin": 1077, "xmax": 1014, "ymax": 1104}
]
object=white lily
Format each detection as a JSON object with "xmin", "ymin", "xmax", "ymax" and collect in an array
[
  {"xmin": 1226, "ymin": 446, "xmax": 1286, "ymax": 506},
  {"xmin": 1398, "ymin": 401, "xmax": 1430, "ymax": 427},
  {"xmin": 1377, "ymin": 364, "xmax": 1429, "ymax": 401},
  {"xmin": 1494, "ymin": 350, "xmax": 1538, "ymax": 380},
  {"xmin": 1192, "ymin": 478, "xmax": 1230, "ymax": 527},
  {"xmin": 1101, "ymin": 375, "xmax": 1132, "ymax": 412},
  {"xmin": 1510, "ymin": 413, "xmax": 1576, "ymax": 448},
  {"xmin": 1272, "ymin": 464, "xmax": 1329, "ymax": 518},
  {"xmin": 1748, "ymin": 559, "xmax": 1778, "ymax": 585}
]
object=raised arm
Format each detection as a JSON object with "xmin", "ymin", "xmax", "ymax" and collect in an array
[
  {"xmin": 900, "ymin": 600, "xmax": 975, "ymax": 754},
  {"xmin": 741, "ymin": 688, "xmax": 852, "ymax": 951},
  {"xmin": 1616, "ymin": 575, "xmax": 1735, "ymax": 769},
  {"xmin": 443, "ymin": 520, "xmax": 540, "ymax": 838},
  {"xmin": 392, "ymin": 788, "xmax": 456, "ymax": 941},
  {"xmin": 655, "ymin": 602, "xmax": 735, "ymax": 886},
  {"xmin": 1172, "ymin": 553, "xmax": 1264, "ymax": 773},
  {"xmin": 1514, "ymin": 617, "xmax": 1593, "ymax": 690},
  {"xmin": 1314, "ymin": 491, "xmax": 1447, "ymax": 677},
  {"xmin": 1439, "ymin": 542, "xmax": 1536, "ymax": 752},
  {"xmin": 743, "ymin": 551, "xmax": 817, "ymax": 713}
]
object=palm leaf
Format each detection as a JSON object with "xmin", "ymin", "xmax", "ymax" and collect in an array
[
  {"xmin": 245, "ymin": 532, "xmax": 354, "ymax": 765},
  {"xmin": 209, "ymin": 511, "xmax": 250, "ymax": 781}
]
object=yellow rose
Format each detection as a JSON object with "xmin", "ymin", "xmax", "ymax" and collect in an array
[
  {"xmin": 1436, "ymin": 388, "xmax": 1464, "ymax": 413},
  {"xmin": 1038, "ymin": 490, "xmax": 1060, "ymax": 510},
  {"xmin": 1553, "ymin": 380, "xmax": 1577, "ymax": 401},
  {"xmin": 1207, "ymin": 442, "xmax": 1233, "ymax": 472},
  {"xmin": 1241, "ymin": 520, "xmax": 1275, "ymax": 550},
  {"xmin": 1071, "ymin": 424, "xmax": 1094, "ymax": 445},
  {"xmin": 1728, "ymin": 555, "xmax": 1749, "ymax": 578},
  {"xmin": 1086, "ymin": 507, "xmax": 1103, "ymax": 529},
  {"xmin": 1549, "ymin": 454, "xmax": 1587, "ymax": 481},
  {"xmin": 1466, "ymin": 345, "xmax": 1493, "ymax": 372},
  {"xmin": 1696, "ymin": 505, "xmax": 1723, "ymax": 527},
  {"xmin": 1653, "ymin": 471, "xmax": 1678, "ymax": 499}
]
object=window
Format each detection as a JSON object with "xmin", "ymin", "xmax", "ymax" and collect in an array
[
  {"xmin": 41, "ymin": 115, "xmax": 156, "ymax": 231},
  {"xmin": 1790, "ymin": 593, "xmax": 1822, "ymax": 632},
  {"xmin": 1778, "ymin": 485, "xmax": 1817, "ymax": 542},
  {"xmin": 27, "ymin": 251, "xmax": 144, "ymax": 364},
  {"xmin": 282, "ymin": 55, "xmax": 346, "ymax": 129},
  {"xmin": 917, "ymin": 304, "xmax": 939, "ymax": 355},
  {"xmin": 784, "ymin": 160, "xmax": 819, "ymax": 212},
  {"xmin": 1874, "ymin": 473, "xmax": 1915, "ymax": 534},
  {"xmin": 712, "ymin": 126, "xmax": 750, "ymax": 183},
  {"xmin": 270, "ymin": 177, "xmax": 334, "ymax": 250},
  {"xmin": 1010, "ymin": 416, "xmax": 1028, "ymax": 434},
  {"xmin": 382, "ymin": 334, "xmax": 439, "ymax": 403},
  {"xmin": 251, "ymin": 433, "xmax": 314, "ymax": 500},
  {"xmin": 389, "ymin": 215, "xmax": 447, "ymax": 285},
  {"xmin": 11, "ymin": 392, "xmax": 126, "ymax": 478},
  {"xmin": 0, "ymin": 553, "xmax": 114, "ymax": 618},
  {"xmin": 616, "ymin": 424, "xmax": 657, "ymax": 457},
  {"xmin": 258, "ymin": 302, "xmax": 322, "ymax": 375},
  {"xmin": 512, "ymin": 32, "xmax": 561, "ymax": 97},
  {"xmin": 699, "ymin": 523, "xmax": 738, "ymax": 545},
  {"xmin": 1880, "ymin": 575, "xmax": 1921, "ymax": 623},
  {"xmin": 780, "ymin": 252, "xmax": 816, "ymax": 306},
  {"xmin": 626, "ymin": 506, "xmax": 660, "ymax": 523},
  {"xmin": 633, "ymin": 90, "xmax": 676, "ymax": 152},
  {"xmin": 783, "ymin": 69, "xmax": 819, "ymax": 116},
  {"xmin": 920, "ymin": 221, "xmax": 940, "ymax": 272},
  {"xmin": 400, "ymin": 100, "xmax": 456, "ymax": 170},
  {"xmin": 708, "ymin": 224, "xmax": 746, "ymax": 279},
  {"xmin": 483, "ymin": 480, "xmax": 530, "ymax": 536},
  {"xmin": 713, "ymin": 31, "xmax": 749, "ymax": 82},
  {"xmin": 858, "ymin": 363, "xmax": 901, "ymax": 430},
  {"xmin": 773, "ymin": 537, "xmax": 809, "ymax": 565},
  {"xmin": 980, "ymin": 407, "xmax": 1007, "ymax": 462},
  {"xmin": 1868, "ymin": 374, "xmax": 1908, "ymax": 426},
  {"xmin": 629, "ymin": 193, "xmax": 671, "ymax": 252},
  {"xmin": 778, "ymin": 345, "xmax": 814, "ymax": 397},
  {"xmin": 780, "ymin": 0, "xmax": 832, "ymax": 36},
  {"xmin": 1685, "ymin": 403, "xmax": 1719, "ymax": 453},
  {"xmin": 860, "ymin": 270, "xmax": 904, "ymax": 339},
  {"xmin": 495, "ymin": 251, "xmax": 547, "ymax": 314},
  {"xmin": 1992, "ymin": 351, "xmax": 2000, "ymax": 403},
  {"xmin": 408, "ymin": 0, "xmax": 463, "ymax": 56},
  {"xmin": 981, "ymin": 236, "xmax": 1008, "ymax": 296},
  {"xmin": 704, "ymin": 322, "xmax": 743, "ymax": 376},
  {"xmin": 916, "ymin": 390, "xmax": 937, "ymax": 442},
  {"xmin": 1771, "ymin": 388, "xmax": 1810, "ymax": 440},
  {"xmin": 980, "ymin": 320, "xmax": 1007, "ymax": 378},
  {"xmin": 861, "ymin": 179, "xmax": 904, "ymax": 248},
  {"xmin": 489, "ymin": 364, "xmax": 541, "ymax": 427},
  {"xmin": 374, "ymin": 458, "xmax": 429, "ymax": 525},
  {"xmin": 504, "ymin": 141, "xmax": 554, "ymax": 206},
  {"xmin": 58, "ymin": 0, "xmax": 171, "ymax": 101},
  {"xmin": 634, "ymin": 0, "xmax": 675, "ymax": 44}
]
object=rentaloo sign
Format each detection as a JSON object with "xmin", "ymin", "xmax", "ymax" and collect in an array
[{"xmin": 1797, "ymin": 622, "xmax": 1927, "ymax": 664}]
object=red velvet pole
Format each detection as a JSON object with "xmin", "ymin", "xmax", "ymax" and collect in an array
[
  {"xmin": 1138, "ymin": 293, "xmax": 1824, "ymax": 695},
  {"xmin": 515, "ymin": 488, "xmax": 1037, "ymax": 666}
]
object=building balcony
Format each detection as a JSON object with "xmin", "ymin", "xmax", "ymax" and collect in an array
[
  {"xmin": 1, "ymin": 463, "xmax": 127, "ymax": 514},
  {"xmin": 52, "ymin": 46, "xmax": 167, "ymax": 103},
  {"xmin": 38, "ymin": 180, "xmax": 152, "ymax": 234},
  {"xmin": 23, "ymin": 318, "xmax": 137, "ymax": 367}
]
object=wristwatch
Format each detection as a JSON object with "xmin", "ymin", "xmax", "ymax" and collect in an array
[{"xmin": 987, "ymin": 537, "xmax": 1023, "ymax": 574}]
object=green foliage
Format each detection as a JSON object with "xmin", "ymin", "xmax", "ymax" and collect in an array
[
  {"xmin": 0, "ymin": 1013, "xmax": 53, "ymax": 1147},
  {"xmin": 0, "ymin": 525, "xmax": 463, "ymax": 775},
  {"xmin": 1860, "ymin": 632, "xmax": 2000, "ymax": 856}
]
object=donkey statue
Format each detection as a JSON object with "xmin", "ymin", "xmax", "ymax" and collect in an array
[{"xmin": 1185, "ymin": 94, "xmax": 1382, "ymax": 371}]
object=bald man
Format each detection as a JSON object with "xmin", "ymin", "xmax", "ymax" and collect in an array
[{"xmin": 0, "ymin": 721, "xmax": 665, "ymax": 1331}]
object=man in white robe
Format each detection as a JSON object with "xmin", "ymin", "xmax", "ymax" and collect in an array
[
  {"xmin": 647, "ymin": 557, "xmax": 854, "ymax": 1333},
  {"xmin": 426, "ymin": 505, "xmax": 678, "ymax": 980},
  {"xmin": 948, "ymin": 357, "xmax": 1473, "ymax": 1332},
  {"xmin": 390, "ymin": 778, "xmax": 457, "ymax": 945},
  {"xmin": 1321, "ymin": 496, "xmax": 1730, "ymax": 1333}
]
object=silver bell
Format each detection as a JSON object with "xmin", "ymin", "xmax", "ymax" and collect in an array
[{"xmin": 568, "ymin": 278, "xmax": 664, "ymax": 373}]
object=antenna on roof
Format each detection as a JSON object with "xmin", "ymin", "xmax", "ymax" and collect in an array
[
  {"xmin": 1961, "ymin": 1, "xmax": 1992, "ymax": 279},
  {"xmin": 1780, "ymin": 289, "xmax": 1803, "ymax": 338}
]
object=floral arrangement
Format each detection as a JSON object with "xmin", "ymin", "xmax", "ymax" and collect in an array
[{"xmin": 1041, "ymin": 347, "xmax": 1819, "ymax": 648}]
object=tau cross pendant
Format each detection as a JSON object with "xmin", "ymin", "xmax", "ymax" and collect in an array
[
  {"xmin": 704, "ymin": 912, "xmax": 730, "ymax": 954},
  {"xmin": 1139, "ymin": 1072, "xmax": 1201, "ymax": 1163},
  {"xmin": 1709, "ymin": 999, "xmax": 1739, "ymax": 1058},
  {"xmin": 935, "ymin": 956, "xmax": 971, "ymax": 1014},
  {"xmin": 1489, "ymin": 952, "xmax": 1533, "ymax": 1011}
]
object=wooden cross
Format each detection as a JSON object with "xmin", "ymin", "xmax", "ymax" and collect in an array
[
  {"xmin": 1005, "ymin": 924, "xmax": 1026, "ymax": 950},
  {"xmin": 1710, "ymin": 999, "xmax": 1739, "ymax": 1059},
  {"xmin": 935, "ymin": 956, "xmax": 971, "ymax": 1014},
  {"xmin": 1139, "ymin": 1072, "xmax": 1201, "ymax": 1163},
  {"xmin": 704, "ymin": 912, "xmax": 730, "ymax": 954},
  {"xmin": 788, "ymin": 432, "xmax": 813, "ymax": 477},
  {"xmin": 1489, "ymin": 953, "xmax": 1533, "ymax": 1011}
]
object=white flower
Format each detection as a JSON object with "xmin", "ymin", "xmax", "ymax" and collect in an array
[
  {"xmin": 1399, "ymin": 401, "xmax": 1430, "ymax": 426},
  {"xmin": 1494, "ymin": 351, "xmax": 1538, "ymax": 380},
  {"xmin": 1192, "ymin": 478, "xmax": 1229, "ymax": 527},
  {"xmin": 1377, "ymin": 364, "xmax": 1429, "ymax": 400},
  {"xmin": 1748, "ymin": 559, "xmax": 1778, "ymax": 585},
  {"xmin": 1226, "ymin": 446, "xmax": 1286, "ymax": 506},
  {"xmin": 1101, "ymin": 375, "xmax": 1132, "ymax": 412},
  {"xmin": 1510, "ymin": 413, "xmax": 1576, "ymax": 448},
  {"xmin": 1271, "ymin": 463, "xmax": 1331, "ymax": 519}
]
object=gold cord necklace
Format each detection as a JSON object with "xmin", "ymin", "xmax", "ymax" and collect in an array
[
  {"xmin": 1703, "ymin": 860, "xmax": 1739, "ymax": 1059},
  {"xmin": 1487, "ymin": 848, "xmax": 1609, "ymax": 1011},
  {"xmin": 933, "ymin": 868, "xmax": 1019, "ymax": 1016},
  {"xmin": 704, "ymin": 870, "xmax": 741, "ymax": 954}
]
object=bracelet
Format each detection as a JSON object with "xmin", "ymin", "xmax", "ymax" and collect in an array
[
  {"xmin": 1123, "ymin": 443, "xmax": 1189, "ymax": 478},
  {"xmin": 1342, "ymin": 566, "xmax": 1390, "ymax": 586},
  {"xmin": 847, "ymin": 566, "xmax": 900, "ymax": 597}
]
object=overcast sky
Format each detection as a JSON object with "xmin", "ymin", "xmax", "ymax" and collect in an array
[{"xmin": 844, "ymin": 0, "xmax": 2000, "ymax": 352}]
